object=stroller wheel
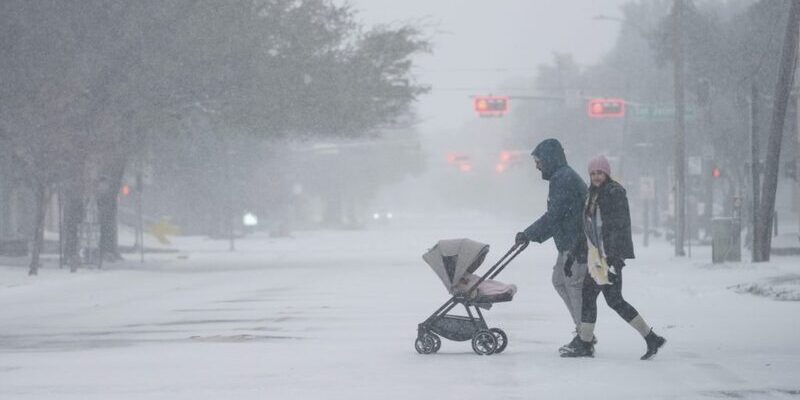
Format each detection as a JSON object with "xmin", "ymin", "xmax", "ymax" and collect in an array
[
  {"xmin": 471, "ymin": 329, "xmax": 498, "ymax": 355},
  {"xmin": 415, "ymin": 333, "xmax": 437, "ymax": 354},
  {"xmin": 430, "ymin": 333, "xmax": 441, "ymax": 353},
  {"xmin": 489, "ymin": 328, "xmax": 508, "ymax": 354}
]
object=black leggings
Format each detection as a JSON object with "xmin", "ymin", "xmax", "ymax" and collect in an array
[{"xmin": 581, "ymin": 266, "xmax": 639, "ymax": 323}]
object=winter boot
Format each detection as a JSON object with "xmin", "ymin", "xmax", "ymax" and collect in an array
[
  {"xmin": 559, "ymin": 332, "xmax": 597, "ymax": 354},
  {"xmin": 558, "ymin": 335, "xmax": 580, "ymax": 354},
  {"xmin": 560, "ymin": 338, "xmax": 594, "ymax": 358},
  {"xmin": 641, "ymin": 330, "xmax": 666, "ymax": 360}
]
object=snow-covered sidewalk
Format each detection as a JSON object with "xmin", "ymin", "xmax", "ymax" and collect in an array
[{"xmin": 1, "ymin": 215, "xmax": 799, "ymax": 399}]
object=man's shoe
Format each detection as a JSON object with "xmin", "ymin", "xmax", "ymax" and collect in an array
[
  {"xmin": 560, "ymin": 338, "xmax": 594, "ymax": 358},
  {"xmin": 559, "ymin": 334, "xmax": 597, "ymax": 353},
  {"xmin": 558, "ymin": 335, "xmax": 580, "ymax": 354}
]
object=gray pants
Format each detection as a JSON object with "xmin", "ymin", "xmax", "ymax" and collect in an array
[{"xmin": 552, "ymin": 252, "xmax": 587, "ymax": 329}]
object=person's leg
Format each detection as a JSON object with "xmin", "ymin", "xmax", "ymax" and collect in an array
[
  {"xmin": 564, "ymin": 261, "xmax": 587, "ymax": 329},
  {"xmin": 561, "ymin": 273, "xmax": 599, "ymax": 357},
  {"xmin": 551, "ymin": 252, "xmax": 580, "ymax": 328},
  {"xmin": 579, "ymin": 273, "xmax": 601, "ymax": 343},
  {"xmin": 601, "ymin": 267, "xmax": 645, "ymax": 331},
  {"xmin": 600, "ymin": 267, "xmax": 666, "ymax": 359}
]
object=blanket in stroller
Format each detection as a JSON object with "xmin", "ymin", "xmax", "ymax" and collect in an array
[{"xmin": 453, "ymin": 274, "xmax": 517, "ymax": 303}]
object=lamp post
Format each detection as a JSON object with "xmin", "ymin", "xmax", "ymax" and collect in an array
[{"xmin": 672, "ymin": 0, "xmax": 687, "ymax": 257}]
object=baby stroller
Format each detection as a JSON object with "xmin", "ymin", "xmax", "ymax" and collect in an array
[{"xmin": 416, "ymin": 239, "xmax": 527, "ymax": 355}]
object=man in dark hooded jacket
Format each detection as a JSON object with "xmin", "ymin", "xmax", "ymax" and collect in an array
[{"xmin": 515, "ymin": 138, "xmax": 588, "ymax": 352}]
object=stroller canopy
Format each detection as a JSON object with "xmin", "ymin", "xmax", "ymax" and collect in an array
[{"xmin": 422, "ymin": 239, "xmax": 490, "ymax": 293}]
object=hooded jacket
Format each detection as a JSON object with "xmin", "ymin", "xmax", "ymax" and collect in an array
[{"xmin": 523, "ymin": 139, "xmax": 588, "ymax": 261}]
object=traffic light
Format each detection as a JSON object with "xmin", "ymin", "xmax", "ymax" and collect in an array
[
  {"xmin": 446, "ymin": 152, "xmax": 473, "ymax": 173},
  {"xmin": 495, "ymin": 150, "xmax": 525, "ymax": 173},
  {"xmin": 446, "ymin": 153, "xmax": 470, "ymax": 164},
  {"xmin": 712, "ymin": 167, "xmax": 721, "ymax": 179},
  {"xmin": 587, "ymin": 98, "xmax": 625, "ymax": 118},
  {"xmin": 473, "ymin": 96, "xmax": 509, "ymax": 117}
]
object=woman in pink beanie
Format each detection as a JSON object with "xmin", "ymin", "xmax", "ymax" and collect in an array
[{"xmin": 560, "ymin": 155, "xmax": 667, "ymax": 360}]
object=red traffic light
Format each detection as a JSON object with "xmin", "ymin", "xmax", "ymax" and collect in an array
[
  {"xmin": 712, "ymin": 167, "xmax": 721, "ymax": 178},
  {"xmin": 446, "ymin": 152, "xmax": 470, "ymax": 164},
  {"xmin": 587, "ymin": 98, "xmax": 625, "ymax": 118},
  {"xmin": 473, "ymin": 96, "xmax": 509, "ymax": 117}
]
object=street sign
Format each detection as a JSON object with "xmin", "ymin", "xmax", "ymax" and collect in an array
[{"xmin": 630, "ymin": 104, "xmax": 696, "ymax": 122}]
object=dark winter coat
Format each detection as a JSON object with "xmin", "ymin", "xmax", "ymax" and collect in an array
[
  {"xmin": 584, "ymin": 178, "xmax": 635, "ymax": 265},
  {"xmin": 523, "ymin": 139, "xmax": 588, "ymax": 261}
]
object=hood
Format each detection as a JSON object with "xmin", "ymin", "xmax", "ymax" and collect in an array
[
  {"xmin": 531, "ymin": 138, "xmax": 567, "ymax": 180},
  {"xmin": 422, "ymin": 239, "xmax": 490, "ymax": 294}
]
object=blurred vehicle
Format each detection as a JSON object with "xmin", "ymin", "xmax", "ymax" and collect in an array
[{"xmin": 370, "ymin": 209, "xmax": 394, "ymax": 225}]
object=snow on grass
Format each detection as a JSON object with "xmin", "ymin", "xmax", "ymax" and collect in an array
[{"xmin": 731, "ymin": 274, "xmax": 800, "ymax": 301}]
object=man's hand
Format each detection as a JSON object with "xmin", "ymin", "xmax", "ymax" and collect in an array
[{"xmin": 515, "ymin": 232, "xmax": 528, "ymax": 246}]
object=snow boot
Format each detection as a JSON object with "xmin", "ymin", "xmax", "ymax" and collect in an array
[
  {"xmin": 559, "ymin": 333, "xmax": 597, "ymax": 354},
  {"xmin": 560, "ymin": 338, "xmax": 594, "ymax": 358},
  {"xmin": 641, "ymin": 330, "xmax": 666, "ymax": 360},
  {"xmin": 559, "ymin": 335, "xmax": 580, "ymax": 354}
]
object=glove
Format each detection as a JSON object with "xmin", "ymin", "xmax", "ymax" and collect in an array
[
  {"xmin": 606, "ymin": 257, "xmax": 623, "ymax": 284},
  {"xmin": 608, "ymin": 266, "xmax": 619, "ymax": 284},
  {"xmin": 607, "ymin": 256, "xmax": 625, "ymax": 269},
  {"xmin": 515, "ymin": 232, "xmax": 528, "ymax": 246},
  {"xmin": 564, "ymin": 254, "xmax": 575, "ymax": 277}
]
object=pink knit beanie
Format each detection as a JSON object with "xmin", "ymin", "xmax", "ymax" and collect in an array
[{"xmin": 588, "ymin": 155, "xmax": 611, "ymax": 177}]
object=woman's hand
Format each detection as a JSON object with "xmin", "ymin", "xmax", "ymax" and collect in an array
[{"xmin": 564, "ymin": 253, "xmax": 575, "ymax": 277}]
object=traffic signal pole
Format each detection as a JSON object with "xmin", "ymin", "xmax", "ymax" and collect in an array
[
  {"xmin": 673, "ymin": 0, "xmax": 687, "ymax": 257},
  {"xmin": 751, "ymin": 82, "xmax": 761, "ymax": 261},
  {"xmin": 796, "ymin": 22, "xmax": 800, "ymax": 242}
]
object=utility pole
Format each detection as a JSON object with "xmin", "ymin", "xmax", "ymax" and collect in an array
[
  {"xmin": 673, "ymin": 0, "xmax": 687, "ymax": 256},
  {"xmin": 796, "ymin": 19, "xmax": 800, "ymax": 243},
  {"xmin": 751, "ymin": 82, "xmax": 761, "ymax": 262},
  {"xmin": 756, "ymin": 0, "xmax": 800, "ymax": 262}
]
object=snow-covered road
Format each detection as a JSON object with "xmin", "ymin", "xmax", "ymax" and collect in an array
[{"xmin": 1, "ymin": 215, "xmax": 799, "ymax": 399}]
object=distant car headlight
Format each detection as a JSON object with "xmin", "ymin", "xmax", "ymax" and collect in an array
[
  {"xmin": 373, "ymin": 213, "xmax": 381, "ymax": 220},
  {"xmin": 242, "ymin": 212, "xmax": 259, "ymax": 227}
]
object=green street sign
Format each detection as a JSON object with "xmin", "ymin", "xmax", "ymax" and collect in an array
[{"xmin": 630, "ymin": 104, "xmax": 695, "ymax": 121}]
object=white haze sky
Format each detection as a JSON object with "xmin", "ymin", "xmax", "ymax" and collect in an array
[{"xmin": 351, "ymin": 0, "xmax": 630, "ymax": 132}]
